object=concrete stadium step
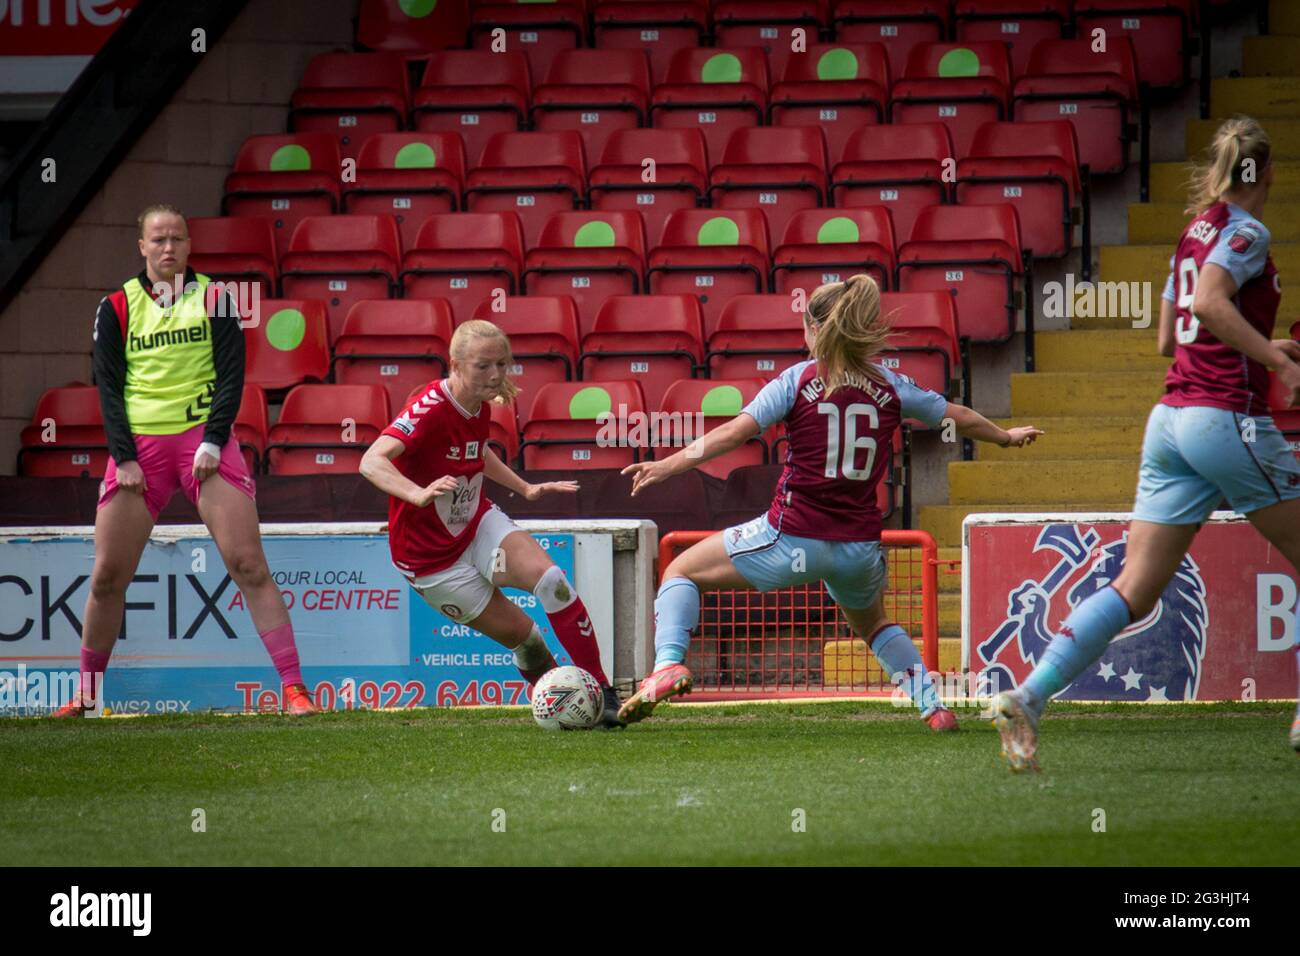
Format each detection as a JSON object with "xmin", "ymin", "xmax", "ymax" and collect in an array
[
  {"xmin": 1210, "ymin": 77, "xmax": 1300, "ymax": 119},
  {"xmin": 919, "ymin": 502, "xmax": 1133, "ymax": 547},
  {"xmin": 1149, "ymin": 161, "xmax": 1300, "ymax": 203},
  {"xmin": 937, "ymin": 637, "xmax": 959, "ymax": 672},
  {"xmin": 1271, "ymin": 0, "xmax": 1300, "ymax": 37},
  {"xmin": 977, "ymin": 415, "xmax": 1148, "ymax": 460},
  {"xmin": 1187, "ymin": 118, "xmax": 1300, "ymax": 159},
  {"xmin": 948, "ymin": 458, "xmax": 1138, "ymax": 504},
  {"xmin": 1010, "ymin": 370, "xmax": 1165, "ymax": 417},
  {"xmin": 1130, "ymin": 202, "xmax": 1300, "ymax": 244},
  {"xmin": 1244, "ymin": 35, "xmax": 1300, "ymax": 76},
  {"xmin": 1033, "ymin": 329, "xmax": 1168, "ymax": 372}
]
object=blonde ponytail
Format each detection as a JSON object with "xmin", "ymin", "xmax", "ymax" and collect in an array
[
  {"xmin": 1186, "ymin": 116, "xmax": 1271, "ymax": 216},
  {"xmin": 449, "ymin": 319, "xmax": 520, "ymax": 403},
  {"xmin": 807, "ymin": 274, "xmax": 889, "ymax": 397}
]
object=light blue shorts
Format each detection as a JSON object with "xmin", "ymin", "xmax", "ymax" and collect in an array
[
  {"xmin": 722, "ymin": 514, "xmax": 887, "ymax": 610},
  {"xmin": 1133, "ymin": 403, "xmax": 1300, "ymax": 525}
]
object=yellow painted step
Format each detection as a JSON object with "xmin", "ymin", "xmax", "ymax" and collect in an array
[
  {"xmin": 1103, "ymin": 243, "xmax": 1300, "ymax": 284},
  {"xmin": 938, "ymin": 637, "xmax": 960, "ymax": 672},
  {"xmin": 1150, "ymin": 161, "xmax": 1300, "ymax": 204},
  {"xmin": 939, "ymin": 594, "xmax": 960, "ymax": 638},
  {"xmin": 919, "ymin": 503, "xmax": 1134, "ymax": 547},
  {"xmin": 885, "ymin": 545, "xmax": 962, "ymax": 593},
  {"xmin": 1244, "ymin": 36, "xmax": 1300, "ymax": 77},
  {"xmin": 824, "ymin": 635, "xmax": 963, "ymax": 675},
  {"xmin": 948, "ymin": 459, "xmax": 1138, "ymax": 504},
  {"xmin": 1010, "ymin": 370, "xmax": 1165, "ymax": 417},
  {"xmin": 977, "ymin": 415, "xmax": 1148, "ymax": 460},
  {"xmin": 1188, "ymin": 118, "xmax": 1300, "ymax": 160},
  {"xmin": 1131, "ymin": 202, "xmax": 1300, "ymax": 245},
  {"xmin": 1034, "ymin": 329, "xmax": 1168, "ymax": 372},
  {"xmin": 1272, "ymin": 0, "xmax": 1300, "ymax": 37},
  {"xmin": 1211, "ymin": 77, "xmax": 1300, "ymax": 119}
]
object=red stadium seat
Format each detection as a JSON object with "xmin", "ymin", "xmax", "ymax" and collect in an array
[
  {"xmin": 401, "ymin": 212, "xmax": 525, "ymax": 325},
  {"xmin": 889, "ymin": 42, "xmax": 1011, "ymax": 158},
  {"xmin": 333, "ymin": 299, "xmax": 454, "ymax": 416},
  {"xmin": 412, "ymin": 51, "xmax": 531, "ymax": 168},
  {"xmin": 708, "ymin": 126, "xmax": 829, "ymax": 244},
  {"xmin": 188, "ymin": 216, "xmax": 277, "ymax": 299},
  {"xmin": 712, "ymin": 0, "xmax": 830, "ymax": 82},
  {"xmin": 1267, "ymin": 370, "xmax": 1300, "ymax": 448},
  {"xmin": 234, "ymin": 384, "xmax": 268, "ymax": 475},
  {"xmin": 771, "ymin": 207, "xmax": 897, "ymax": 295},
  {"xmin": 654, "ymin": 377, "xmax": 771, "ymax": 479},
  {"xmin": 896, "ymin": 203, "xmax": 1024, "ymax": 344},
  {"xmin": 956, "ymin": 120, "xmax": 1082, "ymax": 260},
  {"xmin": 706, "ymin": 293, "xmax": 808, "ymax": 381},
  {"xmin": 242, "ymin": 298, "xmax": 330, "ymax": 394},
  {"xmin": 266, "ymin": 384, "xmax": 390, "ymax": 475},
  {"xmin": 1012, "ymin": 38, "xmax": 1139, "ymax": 176},
  {"xmin": 591, "ymin": 0, "xmax": 709, "ymax": 84},
  {"xmin": 469, "ymin": 0, "xmax": 586, "ymax": 82},
  {"xmin": 953, "ymin": 0, "xmax": 1070, "ymax": 76},
  {"xmin": 1074, "ymin": 0, "xmax": 1195, "ymax": 90},
  {"xmin": 770, "ymin": 43, "xmax": 890, "ymax": 164},
  {"xmin": 357, "ymin": 0, "xmax": 471, "ymax": 58},
  {"xmin": 878, "ymin": 290, "xmax": 960, "ymax": 402},
  {"xmin": 17, "ymin": 385, "xmax": 108, "ymax": 478},
  {"xmin": 647, "ymin": 208, "xmax": 771, "ymax": 338},
  {"xmin": 279, "ymin": 215, "xmax": 402, "ymax": 344},
  {"xmin": 464, "ymin": 131, "xmax": 587, "ymax": 246},
  {"xmin": 222, "ymin": 133, "xmax": 342, "ymax": 260},
  {"xmin": 288, "ymin": 52, "xmax": 410, "ymax": 162},
  {"xmin": 831, "ymin": 122, "xmax": 951, "ymax": 245},
  {"xmin": 471, "ymin": 295, "xmax": 581, "ymax": 414},
  {"xmin": 651, "ymin": 47, "xmax": 770, "ymax": 163},
  {"xmin": 521, "ymin": 380, "xmax": 648, "ymax": 470},
  {"xmin": 831, "ymin": 0, "xmax": 949, "ymax": 80},
  {"xmin": 487, "ymin": 398, "xmax": 521, "ymax": 465},
  {"xmin": 531, "ymin": 49, "xmax": 652, "ymax": 165},
  {"xmin": 522, "ymin": 211, "xmax": 647, "ymax": 338},
  {"xmin": 588, "ymin": 128, "xmax": 709, "ymax": 245},
  {"xmin": 344, "ymin": 132, "xmax": 466, "ymax": 252},
  {"xmin": 579, "ymin": 295, "xmax": 705, "ymax": 411}
]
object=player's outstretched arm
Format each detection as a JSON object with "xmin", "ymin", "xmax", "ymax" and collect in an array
[
  {"xmin": 943, "ymin": 403, "xmax": 1043, "ymax": 448},
  {"xmin": 482, "ymin": 447, "xmax": 578, "ymax": 501},
  {"xmin": 359, "ymin": 435, "xmax": 458, "ymax": 507},
  {"xmin": 621, "ymin": 413, "xmax": 761, "ymax": 496}
]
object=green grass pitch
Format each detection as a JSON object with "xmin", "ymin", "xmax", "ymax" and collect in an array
[{"xmin": 2, "ymin": 701, "xmax": 1296, "ymax": 866}]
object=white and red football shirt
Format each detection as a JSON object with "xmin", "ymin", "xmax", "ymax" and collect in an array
[
  {"xmin": 1160, "ymin": 201, "xmax": 1281, "ymax": 415},
  {"xmin": 742, "ymin": 360, "xmax": 948, "ymax": 541},
  {"xmin": 380, "ymin": 379, "xmax": 493, "ymax": 576}
]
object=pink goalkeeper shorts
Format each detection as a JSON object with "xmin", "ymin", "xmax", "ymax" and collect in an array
[{"xmin": 98, "ymin": 423, "xmax": 255, "ymax": 521}]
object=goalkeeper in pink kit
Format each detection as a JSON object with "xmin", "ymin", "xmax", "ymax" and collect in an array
[{"xmin": 619, "ymin": 275, "xmax": 1043, "ymax": 725}]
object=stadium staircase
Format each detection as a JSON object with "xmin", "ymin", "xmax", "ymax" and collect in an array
[{"xmin": 919, "ymin": 0, "xmax": 1300, "ymax": 670}]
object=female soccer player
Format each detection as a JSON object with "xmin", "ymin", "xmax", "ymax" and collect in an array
[
  {"xmin": 993, "ymin": 116, "xmax": 1300, "ymax": 770},
  {"xmin": 60, "ymin": 204, "xmax": 316, "ymax": 716},
  {"xmin": 617, "ymin": 274, "xmax": 1043, "ymax": 726},
  {"xmin": 359, "ymin": 319, "xmax": 624, "ymax": 727}
]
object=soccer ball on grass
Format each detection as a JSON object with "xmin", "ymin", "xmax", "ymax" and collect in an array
[{"xmin": 531, "ymin": 666, "xmax": 604, "ymax": 730}]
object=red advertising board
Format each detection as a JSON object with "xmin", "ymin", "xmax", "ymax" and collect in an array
[
  {"xmin": 964, "ymin": 513, "xmax": 1298, "ymax": 702},
  {"xmin": 0, "ymin": 0, "xmax": 138, "ymax": 56}
]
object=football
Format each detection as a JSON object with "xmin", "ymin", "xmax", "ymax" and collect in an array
[{"xmin": 531, "ymin": 666, "xmax": 605, "ymax": 730}]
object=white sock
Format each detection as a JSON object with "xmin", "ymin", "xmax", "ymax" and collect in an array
[{"xmin": 513, "ymin": 626, "xmax": 551, "ymax": 671}]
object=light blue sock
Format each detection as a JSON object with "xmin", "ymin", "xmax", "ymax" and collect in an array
[
  {"xmin": 653, "ymin": 577, "xmax": 700, "ymax": 670},
  {"xmin": 870, "ymin": 624, "xmax": 941, "ymax": 717},
  {"xmin": 1021, "ymin": 585, "xmax": 1132, "ymax": 714}
]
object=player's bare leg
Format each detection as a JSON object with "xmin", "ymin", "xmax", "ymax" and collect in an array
[
  {"xmin": 842, "ymin": 599, "xmax": 956, "ymax": 731},
  {"xmin": 57, "ymin": 489, "xmax": 155, "ymax": 716},
  {"xmin": 620, "ymin": 532, "xmax": 750, "ymax": 724},
  {"xmin": 198, "ymin": 477, "xmax": 315, "ymax": 714},
  {"xmin": 491, "ymin": 529, "xmax": 622, "ymax": 725},
  {"xmin": 467, "ymin": 587, "xmax": 558, "ymax": 685},
  {"xmin": 1243, "ymin": 497, "xmax": 1300, "ymax": 751},
  {"xmin": 994, "ymin": 520, "xmax": 1198, "ymax": 770}
]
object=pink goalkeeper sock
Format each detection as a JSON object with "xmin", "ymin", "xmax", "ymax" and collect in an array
[
  {"xmin": 548, "ymin": 598, "xmax": 609, "ymax": 685},
  {"xmin": 80, "ymin": 647, "xmax": 111, "ymax": 700},
  {"xmin": 258, "ymin": 622, "xmax": 304, "ymax": 687}
]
